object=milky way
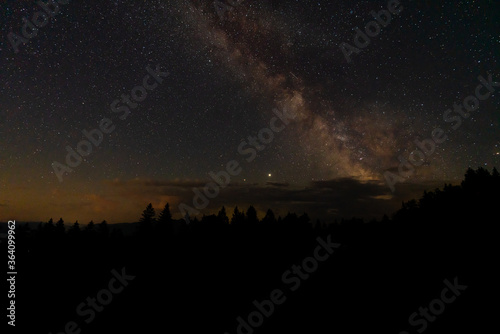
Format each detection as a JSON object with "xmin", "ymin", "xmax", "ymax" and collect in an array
[{"xmin": 0, "ymin": 0, "xmax": 498, "ymax": 222}]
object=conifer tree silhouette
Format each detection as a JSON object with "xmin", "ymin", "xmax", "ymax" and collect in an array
[
  {"xmin": 157, "ymin": 203, "xmax": 174, "ymax": 237},
  {"xmin": 246, "ymin": 205, "xmax": 258, "ymax": 224},
  {"xmin": 158, "ymin": 203, "xmax": 172, "ymax": 224},
  {"xmin": 262, "ymin": 208, "xmax": 277, "ymax": 224},
  {"xmin": 69, "ymin": 221, "xmax": 80, "ymax": 235},
  {"xmin": 44, "ymin": 218, "xmax": 55, "ymax": 234},
  {"xmin": 98, "ymin": 220, "xmax": 109, "ymax": 237},
  {"xmin": 231, "ymin": 206, "xmax": 245, "ymax": 225},
  {"xmin": 217, "ymin": 206, "xmax": 229, "ymax": 225},
  {"xmin": 84, "ymin": 220, "xmax": 96, "ymax": 238},
  {"xmin": 55, "ymin": 218, "xmax": 65, "ymax": 236},
  {"xmin": 11, "ymin": 166, "xmax": 500, "ymax": 333},
  {"xmin": 138, "ymin": 203, "xmax": 156, "ymax": 234}
]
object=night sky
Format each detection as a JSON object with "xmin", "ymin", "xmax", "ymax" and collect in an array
[{"xmin": 0, "ymin": 0, "xmax": 499, "ymax": 223}]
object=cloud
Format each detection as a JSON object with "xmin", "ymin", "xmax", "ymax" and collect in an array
[
  {"xmin": 104, "ymin": 176, "xmax": 451, "ymax": 222},
  {"xmin": 265, "ymin": 181, "xmax": 290, "ymax": 187},
  {"xmin": 0, "ymin": 175, "xmax": 453, "ymax": 223}
]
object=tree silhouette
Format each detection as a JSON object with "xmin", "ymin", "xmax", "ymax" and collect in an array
[
  {"xmin": 69, "ymin": 221, "xmax": 81, "ymax": 236},
  {"xmin": 98, "ymin": 220, "xmax": 109, "ymax": 237},
  {"xmin": 14, "ymin": 166, "xmax": 499, "ymax": 334},
  {"xmin": 183, "ymin": 212, "xmax": 191, "ymax": 224},
  {"xmin": 230, "ymin": 206, "xmax": 245, "ymax": 225},
  {"xmin": 246, "ymin": 205, "xmax": 258, "ymax": 224},
  {"xmin": 493, "ymin": 167, "xmax": 500, "ymax": 190},
  {"xmin": 55, "ymin": 218, "xmax": 65, "ymax": 236},
  {"xmin": 158, "ymin": 203, "xmax": 172, "ymax": 224},
  {"xmin": 86, "ymin": 220, "xmax": 95, "ymax": 230},
  {"xmin": 493, "ymin": 167, "xmax": 499, "ymax": 178},
  {"xmin": 138, "ymin": 203, "xmax": 156, "ymax": 234},
  {"xmin": 140, "ymin": 203, "xmax": 156, "ymax": 223},
  {"xmin": 299, "ymin": 212, "xmax": 310, "ymax": 224},
  {"xmin": 84, "ymin": 220, "xmax": 96, "ymax": 237},
  {"xmin": 44, "ymin": 218, "xmax": 55, "ymax": 234},
  {"xmin": 217, "ymin": 206, "xmax": 229, "ymax": 225},
  {"xmin": 157, "ymin": 203, "xmax": 174, "ymax": 237},
  {"xmin": 262, "ymin": 208, "xmax": 277, "ymax": 224}
]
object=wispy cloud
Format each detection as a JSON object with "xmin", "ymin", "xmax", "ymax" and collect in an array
[{"xmin": 103, "ymin": 176, "xmax": 449, "ymax": 221}]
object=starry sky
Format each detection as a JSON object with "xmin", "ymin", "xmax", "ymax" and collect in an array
[{"xmin": 0, "ymin": 0, "xmax": 499, "ymax": 223}]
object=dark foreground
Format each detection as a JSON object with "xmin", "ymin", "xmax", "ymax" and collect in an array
[{"xmin": 7, "ymin": 168, "xmax": 499, "ymax": 333}]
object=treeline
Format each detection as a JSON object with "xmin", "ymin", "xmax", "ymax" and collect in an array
[{"xmin": 13, "ymin": 167, "xmax": 499, "ymax": 334}]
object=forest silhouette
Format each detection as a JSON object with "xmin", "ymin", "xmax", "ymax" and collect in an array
[{"xmin": 11, "ymin": 167, "xmax": 498, "ymax": 333}]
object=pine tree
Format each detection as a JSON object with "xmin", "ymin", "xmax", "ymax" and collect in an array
[
  {"xmin": 98, "ymin": 220, "xmax": 109, "ymax": 237},
  {"xmin": 246, "ymin": 205, "xmax": 258, "ymax": 224},
  {"xmin": 86, "ymin": 220, "xmax": 95, "ymax": 231},
  {"xmin": 157, "ymin": 203, "xmax": 174, "ymax": 237},
  {"xmin": 231, "ymin": 206, "xmax": 245, "ymax": 225},
  {"xmin": 138, "ymin": 203, "xmax": 156, "ymax": 234},
  {"xmin": 217, "ymin": 206, "xmax": 229, "ymax": 225},
  {"xmin": 44, "ymin": 218, "xmax": 55, "ymax": 234},
  {"xmin": 262, "ymin": 209, "xmax": 276, "ymax": 224},
  {"xmin": 55, "ymin": 218, "xmax": 65, "ymax": 235},
  {"xmin": 69, "ymin": 221, "xmax": 81, "ymax": 235},
  {"xmin": 158, "ymin": 203, "xmax": 172, "ymax": 224},
  {"xmin": 140, "ymin": 203, "xmax": 156, "ymax": 224},
  {"xmin": 492, "ymin": 167, "xmax": 499, "ymax": 178}
]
